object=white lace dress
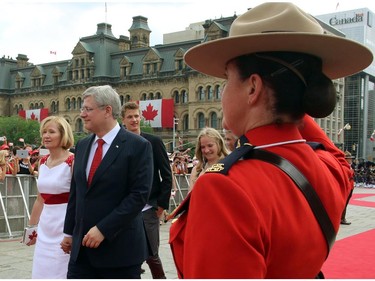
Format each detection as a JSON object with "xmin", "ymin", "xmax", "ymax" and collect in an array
[{"xmin": 32, "ymin": 154, "xmax": 73, "ymax": 279}]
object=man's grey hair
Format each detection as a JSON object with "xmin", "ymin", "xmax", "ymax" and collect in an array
[{"xmin": 82, "ymin": 85, "xmax": 121, "ymax": 119}]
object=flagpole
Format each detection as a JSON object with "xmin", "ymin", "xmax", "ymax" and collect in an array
[{"xmin": 172, "ymin": 118, "xmax": 179, "ymax": 151}]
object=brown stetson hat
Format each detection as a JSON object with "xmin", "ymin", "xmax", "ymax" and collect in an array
[{"xmin": 184, "ymin": 2, "xmax": 373, "ymax": 79}]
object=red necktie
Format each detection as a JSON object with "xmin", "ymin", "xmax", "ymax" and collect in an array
[{"xmin": 88, "ymin": 139, "xmax": 105, "ymax": 186}]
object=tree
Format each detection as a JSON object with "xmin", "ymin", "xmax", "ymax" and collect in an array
[{"xmin": 0, "ymin": 116, "xmax": 41, "ymax": 147}]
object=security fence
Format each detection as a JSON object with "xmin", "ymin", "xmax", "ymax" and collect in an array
[
  {"xmin": 0, "ymin": 175, "xmax": 38, "ymax": 238},
  {"xmin": 0, "ymin": 173, "xmax": 190, "ymax": 239}
]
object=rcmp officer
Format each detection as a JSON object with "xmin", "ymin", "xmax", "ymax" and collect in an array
[{"xmin": 168, "ymin": 2, "xmax": 372, "ymax": 278}]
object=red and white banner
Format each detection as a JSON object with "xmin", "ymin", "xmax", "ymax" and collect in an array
[
  {"xmin": 18, "ymin": 108, "xmax": 49, "ymax": 122},
  {"xmin": 139, "ymin": 99, "xmax": 174, "ymax": 128}
]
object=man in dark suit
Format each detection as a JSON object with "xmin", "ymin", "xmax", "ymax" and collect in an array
[
  {"xmin": 121, "ymin": 102, "xmax": 172, "ymax": 279},
  {"xmin": 61, "ymin": 85, "xmax": 153, "ymax": 279}
]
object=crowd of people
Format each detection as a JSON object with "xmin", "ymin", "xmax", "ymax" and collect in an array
[{"xmin": 0, "ymin": 141, "xmax": 41, "ymax": 177}]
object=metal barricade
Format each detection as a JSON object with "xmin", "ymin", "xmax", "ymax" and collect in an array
[
  {"xmin": 169, "ymin": 173, "xmax": 190, "ymax": 213},
  {"xmin": 0, "ymin": 175, "xmax": 38, "ymax": 238}
]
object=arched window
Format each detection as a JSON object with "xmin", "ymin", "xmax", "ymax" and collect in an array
[
  {"xmin": 51, "ymin": 101, "xmax": 57, "ymax": 113},
  {"xmin": 198, "ymin": 112, "xmax": 205, "ymax": 129},
  {"xmin": 182, "ymin": 90, "xmax": 188, "ymax": 103},
  {"xmin": 215, "ymin": 85, "xmax": 221, "ymax": 100},
  {"xmin": 126, "ymin": 95, "xmax": 131, "ymax": 102},
  {"xmin": 75, "ymin": 118, "xmax": 84, "ymax": 132},
  {"xmin": 141, "ymin": 93, "xmax": 147, "ymax": 100},
  {"xmin": 183, "ymin": 114, "xmax": 189, "ymax": 131},
  {"xmin": 30, "ymin": 103, "xmax": 34, "ymax": 110},
  {"xmin": 207, "ymin": 86, "xmax": 213, "ymax": 100},
  {"xmin": 174, "ymin": 90, "xmax": 179, "ymax": 104},
  {"xmin": 156, "ymin": 92, "xmax": 162, "ymax": 99},
  {"xmin": 210, "ymin": 112, "xmax": 218, "ymax": 129},
  {"xmin": 149, "ymin": 92, "xmax": 154, "ymax": 100},
  {"xmin": 66, "ymin": 98, "xmax": 71, "ymax": 111},
  {"xmin": 198, "ymin": 86, "xmax": 205, "ymax": 101},
  {"xmin": 77, "ymin": 97, "xmax": 82, "ymax": 109},
  {"xmin": 71, "ymin": 98, "xmax": 76, "ymax": 110},
  {"xmin": 120, "ymin": 95, "xmax": 124, "ymax": 105}
]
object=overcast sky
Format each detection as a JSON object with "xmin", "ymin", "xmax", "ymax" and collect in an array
[{"xmin": 1, "ymin": 0, "xmax": 375, "ymax": 65}]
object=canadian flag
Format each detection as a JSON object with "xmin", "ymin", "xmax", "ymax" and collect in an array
[
  {"xmin": 18, "ymin": 108, "xmax": 49, "ymax": 122},
  {"xmin": 370, "ymin": 130, "xmax": 375, "ymax": 141},
  {"xmin": 139, "ymin": 99, "xmax": 174, "ymax": 128}
]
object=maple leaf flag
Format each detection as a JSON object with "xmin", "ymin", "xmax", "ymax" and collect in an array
[
  {"xmin": 139, "ymin": 99, "xmax": 174, "ymax": 128},
  {"xmin": 18, "ymin": 108, "xmax": 49, "ymax": 123}
]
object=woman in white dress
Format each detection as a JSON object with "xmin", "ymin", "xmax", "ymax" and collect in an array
[{"xmin": 28, "ymin": 116, "xmax": 74, "ymax": 279}]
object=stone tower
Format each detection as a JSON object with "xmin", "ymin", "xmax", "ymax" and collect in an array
[{"xmin": 128, "ymin": 16, "xmax": 151, "ymax": 49}]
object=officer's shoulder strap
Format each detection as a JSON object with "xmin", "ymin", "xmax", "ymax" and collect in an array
[{"xmin": 206, "ymin": 137, "xmax": 325, "ymax": 176}]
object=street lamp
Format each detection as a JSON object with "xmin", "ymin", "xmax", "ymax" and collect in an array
[
  {"xmin": 338, "ymin": 123, "xmax": 351, "ymax": 151},
  {"xmin": 172, "ymin": 117, "xmax": 179, "ymax": 151},
  {"xmin": 338, "ymin": 123, "xmax": 351, "ymax": 136}
]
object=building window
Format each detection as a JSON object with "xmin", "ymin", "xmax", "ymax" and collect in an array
[
  {"xmin": 51, "ymin": 101, "xmax": 57, "ymax": 113},
  {"xmin": 182, "ymin": 90, "xmax": 188, "ymax": 103},
  {"xmin": 177, "ymin": 59, "xmax": 183, "ymax": 70},
  {"xmin": 210, "ymin": 112, "xmax": 218, "ymax": 128},
  {"xmin": 198, "ymin": 113, "xmax": 205, "ymax": 129},
  {"xmin": 215, "ymin": 85, "xmax": 221, "ymax": 100},
  {"xmin": 76, "ymin": 118, "xmax": 84, "ymax": 132},
  {"xmin": 198, "ymin": 86, "xmax": 205, "ymax": 101},
  {"xmin": 66, "ymin": 98, "xmax": 71, "ymax": 111},
  {"xmin": 141, "ymin": 93, "xmax": 147, "ymax": 100},
  {"xmin": 174, "ymin": 90, "xmax": 179, "ymax": 104},
  {"xmin": 207, "ymin": 86, "xmax": 213, "ymax": 100},
  {"xmin": 183, "ymin": 114, "xmax": 189, "ymax": 130},
  {"xmin": 156, "ymin": 92, "xmax": 162, "ymax": 99}
]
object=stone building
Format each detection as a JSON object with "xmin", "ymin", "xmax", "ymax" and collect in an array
[{"xmin": 0, "ymin": 13, "xmax": 350, "ymax": 152}]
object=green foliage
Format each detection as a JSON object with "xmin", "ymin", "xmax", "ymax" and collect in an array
[
  {"xmin": 140, "ymin": 119, "xmax": 153, "ymax": 133},
  {"xmin": 116, "ymin": 117, "xmax": 153, "ymax": 133},
  {"xmin": 0, "ymin": 116, "xmax": 41, "ymax": 146},
  {"xmin": 73, "ymin": 131, "xmax": 90, "ymax": 145}
]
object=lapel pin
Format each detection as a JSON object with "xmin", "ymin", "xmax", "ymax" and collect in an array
[{"xmin": 116, "ymin": 145, "xmax": 119, "ymax": 148}]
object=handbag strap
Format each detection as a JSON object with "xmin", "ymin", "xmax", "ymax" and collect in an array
[{"xmin": 248, "ymin": 149, "xmax": 336, "ymax": 256}]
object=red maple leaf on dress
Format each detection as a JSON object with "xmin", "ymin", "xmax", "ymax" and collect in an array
[
  {"xmin": 142, "ymin": 103, "xmax": 158, "ymax": 121},
  {"xmin": 28, "ymin": 230, "xmax": 37, "ymax": 240}
]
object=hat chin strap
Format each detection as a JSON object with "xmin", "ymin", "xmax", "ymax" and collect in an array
[{"xmin": 255, "ymin": 54, "xmax": 307, "ymax": 87}]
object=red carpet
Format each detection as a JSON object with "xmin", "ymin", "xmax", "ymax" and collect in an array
[
  {"xmin": 321, "ymin": 193, "xmax": 375, "ymax": 278},
  {"xmin": 350, "ymin": 193, "xmax": 375, "ymax": 208}
]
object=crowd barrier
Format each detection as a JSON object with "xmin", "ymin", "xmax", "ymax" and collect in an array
[
  {"xmin": 0, "ymin": 175, "xmax": 38, "ymax": 238},
  {"xmin": 169, "ymin": 173, "xmax": 190, "ymax": 213},
  {"xmin": 0, "ymin": 173, "xmax": 189, "ymax": 238}
]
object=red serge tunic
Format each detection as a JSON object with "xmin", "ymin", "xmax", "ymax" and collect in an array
[{"xmin": 169, "ymin": 116, "xmax": 352, "ymax": 278}]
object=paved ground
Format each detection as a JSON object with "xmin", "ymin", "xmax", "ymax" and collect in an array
[{"xmin": 0, "ymin": 187, "xmax": 374, "ymax": 279}]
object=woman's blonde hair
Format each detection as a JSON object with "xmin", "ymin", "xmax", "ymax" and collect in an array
[
  {"xmin": 0, "ymin": 150, "xmax": 6, "ymax": 166},
  {"xmin": 40, "ymin": 116, "xmax": 74, "ymax": 149},
  {"xmin": 194, "ymin": 127, "xmax": 229, "ymax": 174}
]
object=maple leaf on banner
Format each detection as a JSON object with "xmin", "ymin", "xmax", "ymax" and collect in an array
[
  {"xmin": 142, "ymin": 103, "xmax": 158, "ymax": 121},
  {"xmin": 30, "ymin": 112, "xmax": 38, "ymax": 121}
]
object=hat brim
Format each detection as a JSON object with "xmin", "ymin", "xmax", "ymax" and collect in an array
[{"xmin": 184, "ymin": 33, "xmax": 373, "ymax": 80}]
